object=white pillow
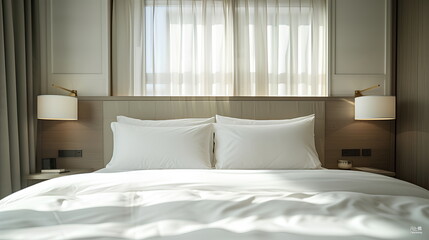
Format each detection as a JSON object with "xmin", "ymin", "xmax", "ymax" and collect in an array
[
  {"xmin": 215, "ymin": 114, "xmax": 314, "ymax": 125},
  {"xmin": 214, "ymin": 117, "xmax": 321, "ymax": 169},
  {"xmin": 107, "ymin": 123, "xmax": 213, "ymax": 170},
  {"xmin": 117, "ymin": 116, "xmax": 215, "ymax": 126},
  {"xmin": 117, "ymin": 116, "xmax": 216, "ymax": 167}
]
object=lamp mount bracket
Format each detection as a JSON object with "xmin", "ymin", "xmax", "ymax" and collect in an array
[
  {"xmin": 52, "ymin": 84, "xmax": 78, "ymax": 97},
  {"xmin": 354, "ymin": 85, "xmax": 380, "ymax": 97}
]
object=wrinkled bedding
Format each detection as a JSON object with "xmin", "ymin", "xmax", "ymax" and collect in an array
[{"xmin": 0, "ymin": 169, "xmax": 428, "ymax": 240}]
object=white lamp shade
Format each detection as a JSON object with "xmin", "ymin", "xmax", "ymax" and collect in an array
[
  {"xmin": 355, "ymin": 96, "xmax": 396, "ymax": 120},
  {"xmin": 37, "ymin": 95, "xmax": 78, "ymax": 120}
]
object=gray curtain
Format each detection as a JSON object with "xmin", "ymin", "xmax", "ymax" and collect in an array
[{"xmin": 0, "ymin": 0, "xmax": 38, "ymax": 198}]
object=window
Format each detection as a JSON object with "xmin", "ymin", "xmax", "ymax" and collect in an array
[{"xmin": 114, "ymin": 0, "xmax": 327, "ymax": 96}]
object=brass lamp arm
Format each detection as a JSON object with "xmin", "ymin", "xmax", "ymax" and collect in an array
[
  {"xmin": 52, "ymin": 84, "xmax": 78, "ymax": 97},
  {"xmin": 354, "ymin": 85, "xmax": 380, "ymax": 97}
]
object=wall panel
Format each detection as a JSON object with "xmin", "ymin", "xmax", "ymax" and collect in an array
[
  {"xmin": 40, "ymin": 101, "xmax": 104, "ymax": 170},
  {"xmin": 40, "ymin": 0, "xmax": 110, "ymax": 96},
  {"xmin": 416, "ymin": 0, "xmax": 429, "ymax": 188},
  {"xmin": 330, "ymin": 0, "xmax": 392, "ymax": 96},
  {"xmin": 38, "ymin": 97, "xmax": 395, "ymax": 174},
  {"xmin": 325, "ymin": 100, "xmax": 394, "ymax": 170},
  {"xmin": 396, "ymin": 0, "xmax": 429, "ymax": 189}
]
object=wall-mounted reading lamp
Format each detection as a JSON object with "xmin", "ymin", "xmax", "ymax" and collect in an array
[
  {"xmin": 354, "ymin": 85, "xmax": 396, "ymax": 120},
  {"xmin": 37, "ymin": 85, "xmax": 78, "ymax": 120}
]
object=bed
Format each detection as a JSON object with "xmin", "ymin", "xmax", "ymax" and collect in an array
[
  {"xmin": 1, "ymin": 115, "xmax": 428, "ymax": 239},
  {"xmin": 0, "ymin": 169, "xmax": 428, "ymax": 240}
]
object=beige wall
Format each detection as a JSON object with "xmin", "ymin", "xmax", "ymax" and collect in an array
[
  {"xmin": 396, "ymin": 0, "xmax": 429, "ymax": 189},
  {"xmin": 37, "ymin": 0, "xmax": 393, "ymax": 97}
]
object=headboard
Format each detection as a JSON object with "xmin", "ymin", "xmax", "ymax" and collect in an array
[
  {"xmin": 39, "ymin": 97, "xmax": 394, "ymax": 171},
  {"xmin": 102, "ymin": 98, "xmax": 326, "ymax": 166}
]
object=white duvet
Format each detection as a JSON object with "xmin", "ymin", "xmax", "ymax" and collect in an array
[{"xmin": 0, "ymin": 169, "xmax": 428, "ymax": 240}]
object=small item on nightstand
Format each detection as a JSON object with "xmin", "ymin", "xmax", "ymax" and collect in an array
[
  {"xmin": 42, "ymin": 158, "xmax": 56, "ymax": 169},
  {"xmin": 41, "ymin": 169, "xmax": 68, "ymax": 173},
  {"xmin": 338, "ymin": 160, "xmax": 353, "ymax": 169}
]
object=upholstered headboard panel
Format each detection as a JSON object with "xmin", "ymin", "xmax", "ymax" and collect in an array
[{"xmin": 102, "ymin": 99, "xmax": 326, "ymax": 166}]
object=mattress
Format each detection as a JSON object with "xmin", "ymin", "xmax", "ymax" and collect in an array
[{"xmin": 0, "ymin": 169, "xmax": 428, "ymax": 240}]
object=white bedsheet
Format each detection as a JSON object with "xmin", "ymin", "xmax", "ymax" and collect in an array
[{"xmin": 0, "ymin": 169, "xmax": 428, "ymax": 240}]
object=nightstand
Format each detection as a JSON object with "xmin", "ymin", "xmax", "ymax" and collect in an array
[
  {"xmin": 352, "ymin": 167, "xmax": 396, "ymax": 177},
  {"xmin": 26, "ymin": 169, "xmax": 93, "ymax": 186}
]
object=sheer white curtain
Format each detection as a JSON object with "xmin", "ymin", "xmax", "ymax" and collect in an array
[
  {"xmin": 234, "ymin": 0, "xmax": 327, "ymax": 96},
  {"xmin": 112, "ymin": 0, "xmax": 327, "ymax": 96},
  {"xmin": 113, "ymin": 0, "xmax": 234, "ymax": 96}
]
